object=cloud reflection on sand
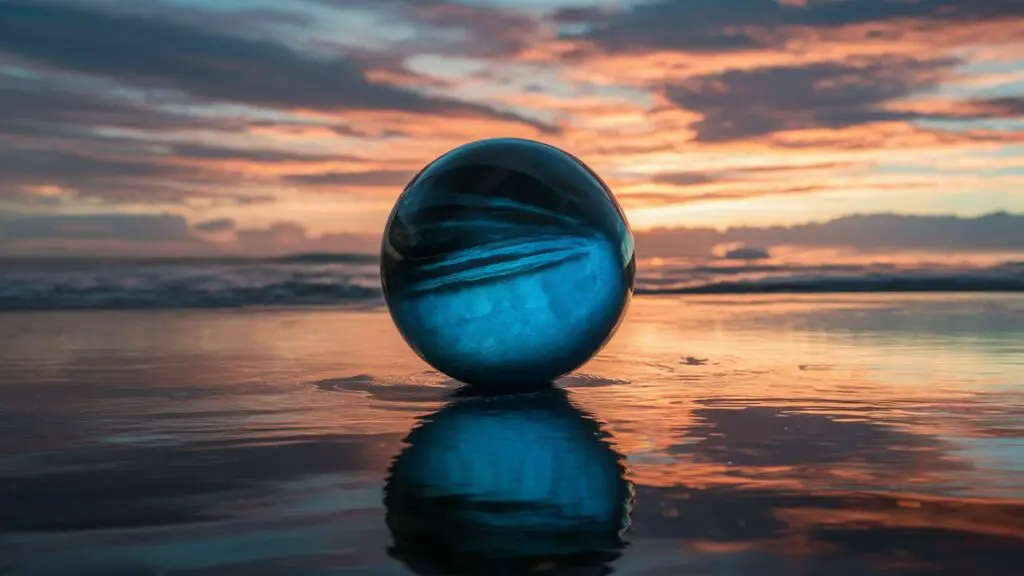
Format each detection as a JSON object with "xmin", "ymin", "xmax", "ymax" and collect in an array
[{"xmin": 0, "ymin": 295, "xmax": 1022, "ymax": 573}]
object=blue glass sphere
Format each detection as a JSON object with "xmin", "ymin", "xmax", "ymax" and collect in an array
[
  {"xmin": 381, "ymin": 138, "xmax": 635, "ymax": 392},
  {"xmin": 384, "ymin": 389, "xmax": 633, "ymax": 574}
]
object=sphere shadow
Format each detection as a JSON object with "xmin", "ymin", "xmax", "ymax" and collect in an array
[{"xmin": 384, "ymin": 387, "xmax": 634, "ymax": 575}]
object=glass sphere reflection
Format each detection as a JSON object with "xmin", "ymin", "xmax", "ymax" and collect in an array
[
  {"xmin": 384, "ymin": 388, "xmax": 634, "ymax": 575},
  {"xmin": 381, "ymin": 138, "xmax": 635, "ymax": 392}
]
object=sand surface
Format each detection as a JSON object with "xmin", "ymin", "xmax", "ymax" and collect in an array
[{"xmin": 1, "ymin": 294, "xmax": 1023, "ymax": 574}]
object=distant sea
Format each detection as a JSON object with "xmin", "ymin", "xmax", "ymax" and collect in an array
[{"xmin": 1, "ymin": 254, "xmax": 1022, "ymax": 310}]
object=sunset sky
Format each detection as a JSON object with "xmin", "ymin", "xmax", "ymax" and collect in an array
[{"xmin": 1, "ymin": 0, "xmax": 1023, "ymax": 257}]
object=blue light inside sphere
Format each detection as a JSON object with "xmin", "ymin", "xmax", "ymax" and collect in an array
[
  {"xmin": 384, "ymin": 389, "xmax": 633, "ymax": 573},
  {"xmin": 381, "ymin": 138, "xmax": 635, "ymax": 391}
]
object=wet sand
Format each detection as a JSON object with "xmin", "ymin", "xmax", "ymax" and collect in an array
[{"xmin": 1, "ymin": 294, "xmax": 1023, "ymax": 574}]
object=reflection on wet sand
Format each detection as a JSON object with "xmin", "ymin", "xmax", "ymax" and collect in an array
[
  {"xmin": 616, "ymin": 401, "xmax": 1024, "ymax": 576},
  {"xmin": 627, "ymin": 485, "xmax": 1024, "ymax": 575},
  {"xmin": 0, "ymin": 295, "xmax": 1021, "ymax": 574},
  {"xmin": 384, "ymin": 388, "xmax": 634, "ymax": 575}
]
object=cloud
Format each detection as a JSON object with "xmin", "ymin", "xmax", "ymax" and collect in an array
[
  {"xmin": 0, "ymin": 0, "xmax": 1020, "ymax": 247},
  {"xmin": 0, "ymin": 148, "xmax": 235, "ymax": 205},
  {"xmin": 0, "ymin": 0, "xmax": 560, "ymax": 211},
  {"xmin": 0, "ymin": 72, "xmax": 243, "ymax": 138},
  {"xmin": 634, "ymin": 162, "xmax": 866, "ymax": 191},
  {"xmin": 4, "ymin": 210, "xmax": 1022, "ymax": 258},
  {"xmin": 394, "ymin": 1, "xmax": 539, "ymax": 58},
  {"xmin": 722, "ymin": 246, "xmax": 771, "ymax": 260},
  {"xmin": 0, "ymin": 213, "xmax": 193, "ymax": 243},
  {"xmin": 232, "ymin": 221, "xmax": 380, "ymax": 255},
  {"xmin": 0, "ymin": 1, "xmax": 550, "ymax": 130},
  {"xmin": 664, "ymin": 56, "xmax": 971, "ymax": 142},
  {"xmin": 194, "ymin": 218, "xmax": 236, "ymax": 232},
  {"xmin": 559, "ymin": 0, "xmax": 1024, "ymax": 54},
  {"xmin": 167, "ymin": 144, "xmax": 350, "ymax": 165},
  {"xmin": 283, "ymin": 170, "xmax": 416, "ymax": 189},
  {"xmin": 310, "ymin": 0, "xmax": 540, "ymax": 57},
  {"xmin": 0, "ymin": 70, "xmax": 402, "ymax": 205},
  {"xmin": 619, "ymin": 185, "xmax": 826, "ymax": 209},
  {"xmin": 649, "ymin": 172, "xmax": 722, "ymax": 187},
  {"xmin": 0, "ymin": 70, "xmax": 336, "ymax": 205},
  {"xmin": 913, "ymin": 97, "xmax": 1024, "ymax": 120},
  {"xmin": 637, "ymin": 212, "xmax": 1024, "ymax": 257},
  {"xmin": 619, "ymin": 160, "xmax": 878, "ymax": 208},
  {"xmin": 2, "ymin": 149, "xmax": 189, "ymax": 183},
  {"xmin": 0, "ymin": 213, "xmax": 379, "ymax": 256}
]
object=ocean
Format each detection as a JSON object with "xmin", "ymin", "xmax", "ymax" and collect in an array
[
  {"xmin": 0, "ymin": 259, "xmax": 1022, "ymax": 574},
  {"xmin": 1, "ymin": 256, "xmax": 1022, "ymax": 310}
]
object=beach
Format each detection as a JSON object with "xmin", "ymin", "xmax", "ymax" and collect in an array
[
  {"xmin": 4, "ymin": 0, "xmax": 1024, "ymax": 572},
  {"xmin": 2, "ymin": 293, "xmax": 1022, "ymax": 574}
]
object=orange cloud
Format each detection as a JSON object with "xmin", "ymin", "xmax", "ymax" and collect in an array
[{"xmin": 2, "ymin": 0, "xmax": 1022, "ymax": 245}]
